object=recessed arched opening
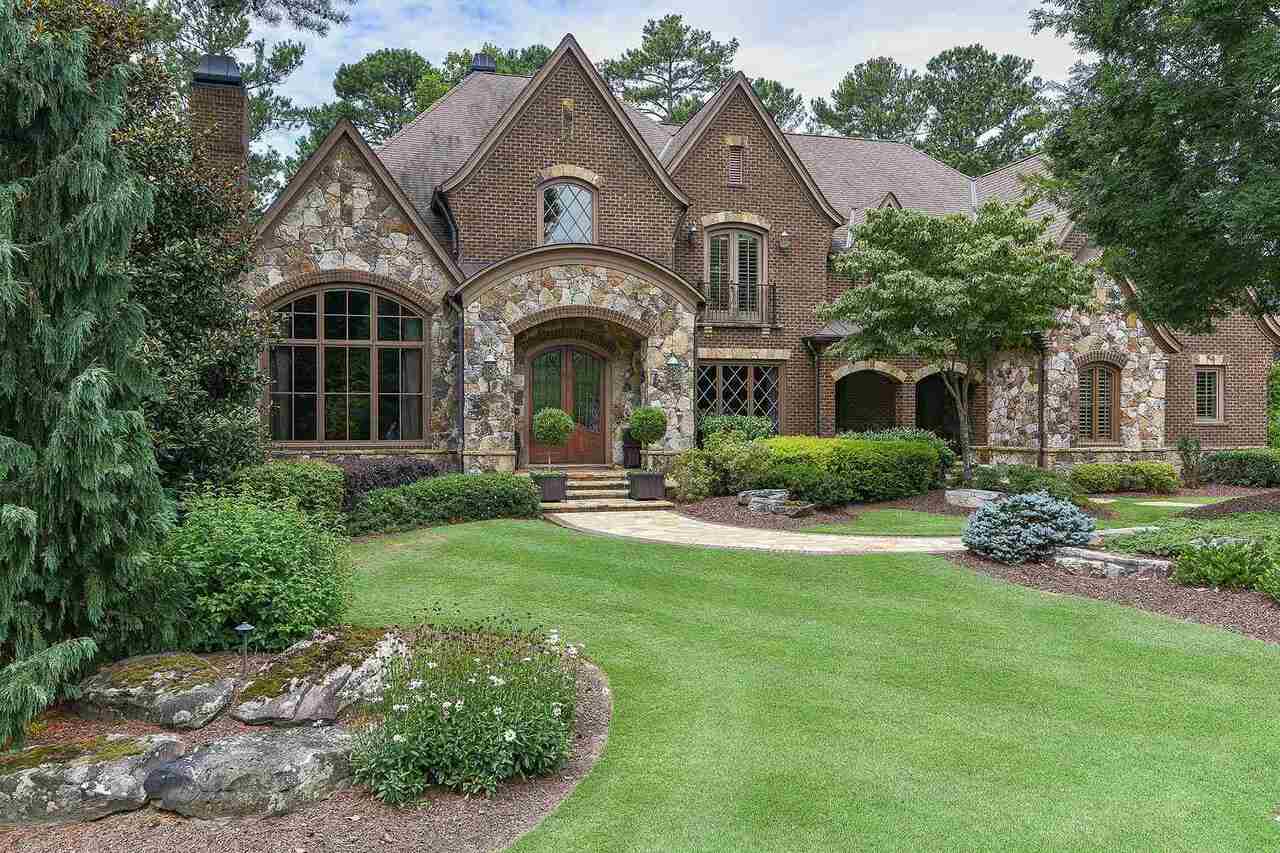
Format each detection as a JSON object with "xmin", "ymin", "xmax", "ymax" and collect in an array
[
  {"xmin": 835, "ymin": 371, "xmax": 900, "ymax": 433},
  {"xmin": 915, "ymin": 372, "xmax": 982, "ymax": 449}
]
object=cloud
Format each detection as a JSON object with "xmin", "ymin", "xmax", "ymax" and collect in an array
[{"xmin": 251, "ymin": 0, "xmax": 1081, "ymax": 157}]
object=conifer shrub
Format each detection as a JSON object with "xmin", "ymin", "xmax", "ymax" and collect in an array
[{"xmin": 963, "ymin": 492, "xmax": 1095, "ymax": 564}]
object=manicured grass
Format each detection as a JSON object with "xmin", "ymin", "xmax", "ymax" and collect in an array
[
  {"xmin": 804, "ymin": 495, "xmax": 1228, "ymax": 537},
  {"xmin": 350, "ymin": 520, "xmax": 1280, "ymax": 852}
]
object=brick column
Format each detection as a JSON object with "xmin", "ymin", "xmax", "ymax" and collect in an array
[{"xmin": 894, "ymin": 381, "xmax": 916, "ymax": 427}]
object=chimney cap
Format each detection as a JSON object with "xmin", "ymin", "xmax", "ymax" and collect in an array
[
  {"xmin": 470, "ymin": 52, "xmax": 497, "ymax": 74},
  {"xmin": 194, "ymin": 54, "xmax": 243, "ymax": 87}
]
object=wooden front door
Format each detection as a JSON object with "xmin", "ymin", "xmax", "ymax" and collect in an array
[{"xmin": 528, "ymin": 346, "xmax": 606, "ymax": 465}]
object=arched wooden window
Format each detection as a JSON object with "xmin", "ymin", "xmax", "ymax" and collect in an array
[
  {"xmin": 1078, "ymin": 363, "xmax": 1119, "ymax": 443},
  {"xmin": 269, "ymin": 287, "xmax": 429, "ymax": 444},
  {"xmin": 704, "ymin": 227, "xmax": 767, "ymax": 324}
]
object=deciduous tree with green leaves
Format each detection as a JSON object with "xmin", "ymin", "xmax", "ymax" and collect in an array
[
  {"xmin": 601, "ymin": 15, "xmax": 738, "ymax": 123},
  {"xmin": 751, "ymin": 77, "xmax": 807, "ymax": 131},
  {"xmin": 1032, "ymin": 0, "xmax": 1280, "ymax": 329},
  {"xmin": 809, "ymin": 56, "xmax": 927, "ymax": 141},
  {"xmin": 823, "ymin": 199, "xmax": 1095, "ymax": 480},
  {"xmin": 0, "ymin": 0, "xmax": 179, "ymax": 745}
]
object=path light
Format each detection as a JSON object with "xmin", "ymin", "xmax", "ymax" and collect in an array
[{"xmin": 235, "ymin": 622, "xmax": 255, "ymax": 681}]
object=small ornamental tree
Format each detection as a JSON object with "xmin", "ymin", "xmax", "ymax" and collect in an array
[
  {"xmin": 0, "ymin": 0, "xmax": 175, "ymax": 745},
  {"xmin": 628, "ymin": 406, "xmax": 668, "ymax": 449},
  {"xmin": 823, "ymin": 198, "xmax": 1094, "ymax": 481},
  {"xmin": 531, "ymin": 408, "xmax": 574, "ymax": 467}
]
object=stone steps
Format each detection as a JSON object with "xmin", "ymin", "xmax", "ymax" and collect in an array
[
  {"xmin": 541, "ymin": 498, "xmax": 675, "ymax": 513},
  {"xmin": 567, "ymin": 487, "xmax": 629, "ymax": 499}
]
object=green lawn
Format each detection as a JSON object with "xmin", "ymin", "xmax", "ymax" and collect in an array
[
  {"xmin": 804, "ymin": 495, "xmax": 1226, "ymax": 537},
  {"xmin": 350, "ymin": 520, "xmax": 1280, "ymax": 852}
]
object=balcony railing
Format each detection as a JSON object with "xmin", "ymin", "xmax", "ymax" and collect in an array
[{"xmin": 701, "ymin": 282, "xmax": 776, "ymax": 326}]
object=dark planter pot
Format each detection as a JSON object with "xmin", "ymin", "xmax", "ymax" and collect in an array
[
  {"xmin": 628, "ymin": 471, "xmax": 666, "ymax": 501},
  {"xmin": 535, "ymin": 475, "xmax": 568, "ymax": 502}
]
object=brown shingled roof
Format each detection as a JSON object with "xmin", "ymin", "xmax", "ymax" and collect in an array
[{"xmin": 974, "ymin": 154, "xmax": 1073, "ymax": 242}]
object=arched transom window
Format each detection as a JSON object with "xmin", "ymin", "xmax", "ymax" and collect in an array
[
  {"xmin": 269, "ymin": 288, "xmax": 429, "ymax": 443},
  {"xmin": 1078, "ymin": 363, "xmax": 1119, "ymax": 443},
  {"xmin": 541, "ymin": 182, "xmax": 594, "ymax": 244}
]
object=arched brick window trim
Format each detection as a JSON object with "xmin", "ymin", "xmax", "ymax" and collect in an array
[
  {"xmin": 910, "ymin": 363, "xmax": 984, "ymax": 384},
  {"xmin": 1071, "ymin": 347, "xmax": 1128, "ymax": 371},
  {"xmin": 510, "ymin": 305, "xmax": 654, "ymax": 338},
  {"xmin": 831, "ymin": 360, "xmax": 907, "ymax": 383},
  {"xmin": 255, "ymin": 270, "xmax": 439, "ymax": 315},
  {"xmin": 1077, "ymin": 361, "xmax": 1120, "ymax": 444}
]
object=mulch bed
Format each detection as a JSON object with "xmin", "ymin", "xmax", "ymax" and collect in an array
[
  {"xmin": 1, "ymin": 660, "xmax": 612, "ymax": 853},
  {"xmin": 678, "ymin": 489, "xmax": 973, "ymax": 532},
  {"xmin": 949, "ymin": 552, "xmax": 1280, "ymax": 645},
  {"xmin": 1178, "ymin": 490, "xmax": 1280, "ymax": 519}
]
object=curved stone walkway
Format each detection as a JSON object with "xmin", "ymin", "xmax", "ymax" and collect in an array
[{"xmin": 547, "ymin": 510, "xmax": 965, "ymax": 554}]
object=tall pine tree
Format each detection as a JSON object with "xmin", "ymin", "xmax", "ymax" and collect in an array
[{"xmin": 0, "ymin": 0, "xmax": 175, "ymax": 745}]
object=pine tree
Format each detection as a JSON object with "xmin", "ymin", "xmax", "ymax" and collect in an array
[{"xmin": 0, "ymin": 0, "xmax": 175, "ymax": 744}]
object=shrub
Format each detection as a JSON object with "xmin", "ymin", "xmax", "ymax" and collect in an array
[
  {"xmin": 1270, "ymin": 363, "xmax": 1280, "ymax": 450},
  {"xmin": 699, "ymin": 414, "xmax": 775, "ymax": 442},
  {"xmin": 1258, "ymin": 559, "xmax": 1280, "ymax": 604},
  {"xmin": 962, "ymin": 492, "xmax": 1095, "ymax": 564},
  {"xmin": 1069, "ymin": 462, "xmax": 1178, "ymax": 495},
  {"xmin": 330, "ymin": 456, "xmax": 444, "ymax": 510},
  {"xmin": 1202, "ymin": 449, "xmax": 1280, "ymax": 487},
  {"xmin": 702, "ymin": 432, "xmax": 775, "ymax": 495},
  {"xmin": 351, "ymin": 623, "xmax": 577, "ymax": 805},
  {"xmin": 1177, "ymin": 436, "xmax": 1204, "ymax": 487},
  {"xmin": 970, "ymin": 464, "xmax": 1083, "ymax": 505},
  {"xmin": 531, "ymin": 408, "xmax": 574, "ymax": 467},
  {"xmin": 347, "ymin": 473, "xmax": 541, "ymax": 536},
  {"xmin": 1173, "ymin": 539, "xmax": 1272, "ymax": 589},
  {"xmin": 1105, "ymin": 514, "xmax": 1280, "ymax": 558},
  {"xmin": 628, "ymin": 406, "xmax": 668, "ymax": 447},
  {"xmin": 840, "ymin": 427, "xmax": 957, "ymax": 485},
  {"xmin": 159, "ymin": 492, "xmax": 352, "ymax": 651},
  {"xmin": 669, "ymin": 449, "xmax": 715, "ymax": 502},
  {"xmin": 230, "ymin": 460, "xmax": 345, "ymax": 520},
  {"xmin": 759, "ymin": 436, "xmax": 939, "ymax": 505}
]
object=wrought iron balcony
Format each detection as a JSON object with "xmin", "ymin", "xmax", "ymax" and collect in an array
[{"xmin": 700, "ymin": 282, "xmax": 776, "ymax": 326}]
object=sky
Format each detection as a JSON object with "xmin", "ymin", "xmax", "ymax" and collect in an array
[{"xmin": 253, "ymin": 0, "xmax": 1083, "ymax": 157}]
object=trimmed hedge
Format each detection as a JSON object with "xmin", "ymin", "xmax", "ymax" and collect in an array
[
  {"xmin": 970, "ymin": 464, "xmax": 1082, "ymax": 505},
  {"xmin": 757, "ymin": 436, "xmax": 940, "ymax": 506},
  {"xmin": 1068, "ymin": 462, "xmax": 1179, "ymax": 495},
  {"xmin": 330, "ymin": 455, "xmax": 444, "ymax": 510},
  {"xmin": 1202, "ymin": 449, "xmax": 1280, "ymax": 487},
  {"xmin": 347, "ymin": 473, "xmax": 541, "ymax": 536},
  {"xmin": 699, "ymin": 415, "xmax": 775, "ymax": 442},
  {"xmin": 231, "ymin": 460, "xmax": 345, "ymax": 519},
  {"xmin": 840, "ymin": 427, "xmax": 956, "ymax": 486}
]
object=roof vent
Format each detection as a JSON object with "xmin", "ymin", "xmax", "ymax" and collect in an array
[
  {"xmin": 193, "ymin": 54, "xmax": 243, "ymax": 87},
  {"xmin": 470, "ymin": 53, "xmax": 497, "ymax": 74}
]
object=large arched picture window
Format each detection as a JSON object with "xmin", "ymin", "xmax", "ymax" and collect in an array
[
  {"xmin": 1078, "ymin": 363, "xmax": 1119, "ymax": 443},
  {"xmin": 269, "ymin": 287, "xmax": 429, "ymax": 443},
  {"xmin": 540, "ymin": 181, "xmax": 595, "ymax": 244}
]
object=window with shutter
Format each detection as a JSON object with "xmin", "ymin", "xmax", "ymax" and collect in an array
[
  {"xmin": 1195, "ymin": 367, "xmax": 1224, "ymax": 422},
  {"xmin": 1078, "ymin": 363, "xmax": 1118, "ymax": 442}
]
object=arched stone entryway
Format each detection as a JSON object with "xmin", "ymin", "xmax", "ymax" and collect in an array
[{"xmin": 456, "ymin": 245, "xmax": 700, "ymax": 471}]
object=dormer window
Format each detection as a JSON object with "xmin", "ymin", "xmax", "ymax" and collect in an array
[{"xmin": 541, "ymin": 181, "xmax": 594, "ymax": 244}]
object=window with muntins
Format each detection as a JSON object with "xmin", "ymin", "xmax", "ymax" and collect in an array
[
  {"xmin": 269, "ymin": 288, "xmax": 427, "ymax": 443},
  {"xmin": 705, "ymin": 229, "xmax": 763, "ymax": 319},
  {"xmin": 697, "ymin": 363, "xmax": 779, "ymax": 428},
  {"xmin": 1078, "ymin": 363, "xmax": 1118, "ymax": 443},
  {"xmin": 541, "ymin": 182, "xmax": 593, "ymax": 244},
  {"xmin": 1195, "ymin": 367, "xmax": 1223, "ymax": 422}
]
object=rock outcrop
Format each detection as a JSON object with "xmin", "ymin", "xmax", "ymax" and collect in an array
[{"xmin": 77, "ymin": 653, "xmax": 235, "ymax": 730}]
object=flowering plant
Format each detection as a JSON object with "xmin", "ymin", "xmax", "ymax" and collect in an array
[{"xmin": 351, "ymin": 619, "xmax": 578, "ymax": 805}]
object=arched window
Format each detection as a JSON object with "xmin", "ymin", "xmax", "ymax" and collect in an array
[
  {"xmin": 269, "ymin": 287, "xmax": 428, "ymax": 443},
  {"xmin": 1078, "ymin": 363, "xmax": 1119, "ymax": 443},
  {"xmin": 540, "ymin": 181, "xmax": 594, "ymax": 244}
]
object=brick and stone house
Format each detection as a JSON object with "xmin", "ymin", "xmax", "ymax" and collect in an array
[{"xmin": 193, "ymin": 35, "xmax": 1279, "ymax": 473}]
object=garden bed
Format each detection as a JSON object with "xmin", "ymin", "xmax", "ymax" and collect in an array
[
  {"xmin": 1178, "ymin": 490, "xmax": 1280, "ymax": 519},
  {"xmin": 0, "ymin": 659, "xmax": 611, "ymax": 853},
  {"xmin": 949, "ymin": 552, "xmax": 1280, "ymax": 645},
  {"xmin": 677, "ymin": 489, "xmax": 972, "ymax": 532}
]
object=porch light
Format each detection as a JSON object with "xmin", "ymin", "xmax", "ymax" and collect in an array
[
  {"xmin": 686, "ymin": 222, "xmax": 698, "ymax": 243},
  {"xmin": 779, "ymin": 230, "xmax": 792, "ymax": 251}
]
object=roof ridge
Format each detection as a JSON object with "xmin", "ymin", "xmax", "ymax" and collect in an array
[
  {"xmin": 973, "ymin": 151, "xmax": 1046, "ymax": 179},
  {"xmin": 784, "ymin": 131, "xmax": 977, "ymax": 182}
]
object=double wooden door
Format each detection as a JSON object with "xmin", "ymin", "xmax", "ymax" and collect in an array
[{"xmin": 528, "ymin": 346, "xmax": 606, "ymax": 465}]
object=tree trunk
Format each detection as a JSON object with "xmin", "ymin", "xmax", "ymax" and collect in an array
[{"xmin": 940, "ymin": 366, "xmax": 975, "ymax": 484}]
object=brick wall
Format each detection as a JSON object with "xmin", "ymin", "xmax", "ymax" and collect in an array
[
  {"xmin": 671, "ymin": 90, "xmax": 837, "ymax": 435},
  {"xmin": 446, "ymin": 56, "xmax": 683, "ymax": 268},
  {"xmin": 190, "ymin": 79, "xmax": 248, "ymax": 186}
]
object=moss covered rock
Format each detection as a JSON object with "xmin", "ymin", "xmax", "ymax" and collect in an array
[
  {"xmin": 77, "ymin": 653, "xmax": 235, "ymax": 730},
  {"xmin": 231, "ymin": 627, "xmax": 406, "ymax": 726},
  {"xmin": 0, "ymin": 735, "xmax": 183, "ymax": 825}
]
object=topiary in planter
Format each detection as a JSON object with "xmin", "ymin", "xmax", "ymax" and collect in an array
[
  {"xmin": 531, "ymin": 408, "xmax": 574, "ymax": 467},
  {"xmin": 962, "ymin": 491, "xmax": 1095, "ymax": 564},
  {"xmin": 627, "ymin": 407, "xmax": 669, "ymax": 499}
]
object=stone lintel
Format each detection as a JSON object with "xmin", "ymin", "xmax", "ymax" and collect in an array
[{"xmin": 697, "ymin": 347, "xmax": 790, "ymax": 361}]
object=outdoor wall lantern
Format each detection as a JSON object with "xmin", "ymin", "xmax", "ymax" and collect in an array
[
  {"xmin": 665, "ymin": 354, "xmax": 684, "ymax": 386},
  {"xmin": 779, "ymin": 230, "xmax": 792, "ymax": 252},
  {"xmin": 686, "ymin": 222, "xmax": 698, "ymax": 243}
]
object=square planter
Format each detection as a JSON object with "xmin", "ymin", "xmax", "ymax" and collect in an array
[
  {"xmin": 533, "ymin": 475, "xmax": 568, "ymax": 502},
  {"xmin": 628, "ymin": 471, "xmax": 666, "ymax": 501}
]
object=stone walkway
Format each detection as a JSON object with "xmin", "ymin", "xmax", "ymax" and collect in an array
[{"xmin": 546, "ymin": 510, "xmax": 965, "ymax": 554}]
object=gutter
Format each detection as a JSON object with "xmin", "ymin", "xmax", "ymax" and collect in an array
[
  {"xmin": 433, "ymin": 190, "xmax": 461, "ymax": 258},
  {"xmin": 803, "ymin": 337, "xmax": 822, "ymax": 435},
  {"xmin": 452, "ymin": 289, "xmax": 466, "ymax": 469}
]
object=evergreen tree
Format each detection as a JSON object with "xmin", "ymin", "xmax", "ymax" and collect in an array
[
  {"xmin": 601, "ymin": 15, "xmax": 739, "ymax": 123},
  {"xmin": 810, "ymin": 56, "xmax": 927, "ymax": 141},
  {"xmin": 751, "ymin": 77, "xmax": 807, "ymax": 131},
  {"xmin": 0, "ymin": 0, "xmax": 176, "ymax": 743}
]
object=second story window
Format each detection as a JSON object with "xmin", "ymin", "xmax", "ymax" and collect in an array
[
  {"xmin": 706, "ymin": 228, "xmax": 765, "ymax": 323},
  {"xmin": 541, "ymin": 182, "xmax": 594, "ymax": 244}
]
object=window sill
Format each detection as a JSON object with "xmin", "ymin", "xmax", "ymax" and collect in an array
[{"xmin": 1194, "ymin": 420, "xmax": 1228, "ymax": 427}]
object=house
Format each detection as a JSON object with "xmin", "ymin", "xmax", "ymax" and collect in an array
[{"xmin": 191, "ymin": 36, "xmax": 1279, "ymax": 473}]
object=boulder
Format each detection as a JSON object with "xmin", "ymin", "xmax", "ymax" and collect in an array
[
  {"xmin": 945, "ymin": 488, "xmax": 1002, "ymax": 509},
  {"xmin": 144, "ymin": 727, "xmax": 352, "ymax": 818},
  {"xmin": 738, "ymin": 489, "xmax": 788, "ymax": 507},
  {"xmin": 0, "ymin": 735, "xmax": 183, "ymax": 825},
  {"xmin": 231, "ymin": 627, "xmax": 406, "ymax": 726},
  {"xmin": 76, "ymin": 653, "xmax": 235, "ymax": 730}
]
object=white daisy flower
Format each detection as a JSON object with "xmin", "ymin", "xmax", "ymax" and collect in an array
[
  {"xmin": 503, "ymin": 729, "xmax": 516, "ymax": 743},
  {"xmin": 493, "ymin": 706, "xmax": 503, "ymax": 717}
]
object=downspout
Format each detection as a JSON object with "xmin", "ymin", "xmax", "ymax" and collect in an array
[
  {"xmin": 452, "ymin": 289, "xmax": 466, "ymax": 471},
  {"xmin": 1037, "ymin": 342, "xmax": 1048, "ymax": 469},
  {"xmin": 805, "ymin": 337, "xmax": 821, "ymax": 435}
]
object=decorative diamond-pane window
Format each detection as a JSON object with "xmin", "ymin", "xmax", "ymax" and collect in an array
[
  {"xmin": 1195, "ymin": 368, "xmax": 1222, "ymax": 421},
  {"xmin": 542, "ymin": 183, "xmax": 593, "ymax": 244},
  {"xmin": 1078, "ymin": 364, "xmax": 1117, "ymax": 442},
  {"xmin": 695, "ymin": 363, "xmax": 780, "ymax": 429}
]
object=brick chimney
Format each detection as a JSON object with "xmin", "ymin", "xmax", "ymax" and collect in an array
[{"xmin": 190, "ymin": 55, "xmax": 249, "ymax": 186}]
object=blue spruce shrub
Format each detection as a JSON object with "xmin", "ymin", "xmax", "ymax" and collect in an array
[{"xmin": 963, "ymin": 491, "xmax": 1095, "ymax": 564}]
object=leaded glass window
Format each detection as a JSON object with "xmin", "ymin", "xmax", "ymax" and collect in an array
[
  {"xmin": 696, "ymin": 363, "xmax": 780, "ymax": 428},
  {"xmin": 541, "ymin": 182, "xmax": 594, "ymax": 244}
]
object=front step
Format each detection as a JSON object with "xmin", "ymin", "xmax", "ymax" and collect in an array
[
  {"xmin": 542, "ymin": 498, "xmax": 674, "ymax": 513},
  {"xmin": 566, "ymin": 487, "xmax": 629, "ymax": 499}
]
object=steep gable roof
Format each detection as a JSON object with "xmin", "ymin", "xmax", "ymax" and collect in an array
[
  {"xmin": 437, "ymin": 34, "xmax": 688, "ymax": 206},
  {"xmin": 975, "ymin": 154, "xmax": 1072, "ymax": 242},
  {"xmin": 256, "ymin": 119, "xmax": 465, "ymax": 283},
  {"xmin": 661, "ymin": 73, "xmax": 844, "ymax": 227}
]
